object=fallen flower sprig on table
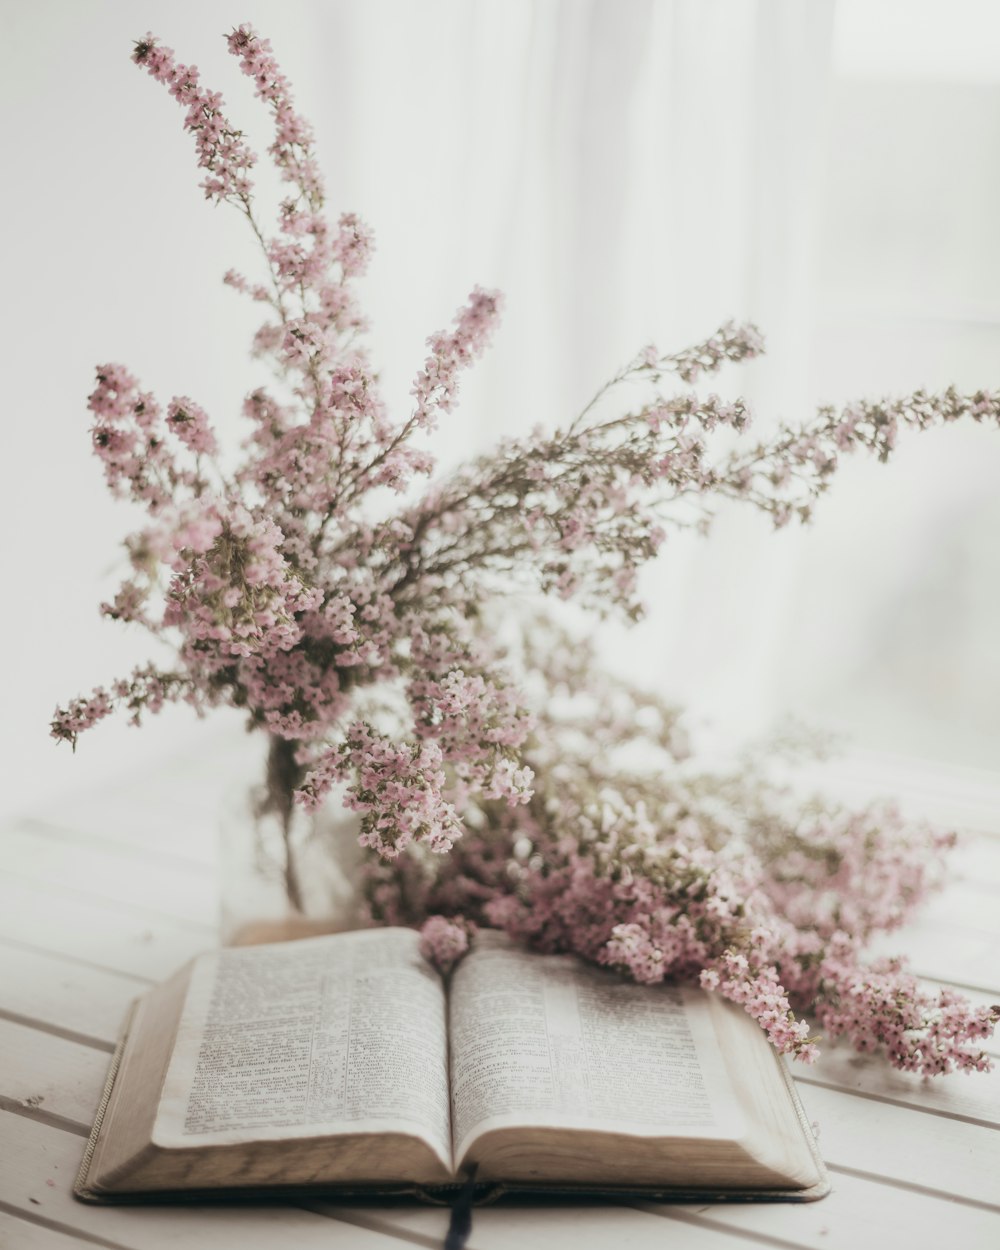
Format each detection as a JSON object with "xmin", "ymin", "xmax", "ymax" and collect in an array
[{"xmin": 399, "ymin": 619, "xmax": 999, "ymax": 1075}]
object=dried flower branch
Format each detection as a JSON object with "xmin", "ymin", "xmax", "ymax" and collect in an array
[{"xmin": 56, "ymin": 26, "xmax": 999, "ymax": 1071}]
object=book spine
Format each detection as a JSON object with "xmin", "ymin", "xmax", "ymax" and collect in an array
[{"xmin": 73, "ymin": 999, "xmax": 139, "ymax": 1202}]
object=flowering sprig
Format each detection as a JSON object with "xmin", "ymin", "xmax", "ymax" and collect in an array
[
  {"xmin": 299, "ymin": 723, "xmax": 464, "ymax": 858},
  {"xmin": 51, "ymin": 664, "xmax": 194, "ymax": 744},
  {"xmin": 711, "ymin": 386, "xmax": 1000, "ymax": 528},
  {"xmin": 132, "ymin": 35, "xmax": 257, "ymax": 205},
  {"xmin": 382, "ymin": 367, "xmax": 1000, "ymax": 622},
  {"xmin": 225, "ymin": 25, "xmax": 323, "ymax": 209}
]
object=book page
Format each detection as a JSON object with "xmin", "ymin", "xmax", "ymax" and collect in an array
[
  {"xmin": 449, "ymin": 934, "xmax": 745, "ymax": 1164},
  {"xmin": 154, "ymin": 928, "xmax": 451, "ymax": 1169}
]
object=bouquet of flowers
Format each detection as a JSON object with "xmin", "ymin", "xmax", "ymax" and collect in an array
[{"xmin": 55, "ymin": 25, "xmax": 998, "ymax": 1075}]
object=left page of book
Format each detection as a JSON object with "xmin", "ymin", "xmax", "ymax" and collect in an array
[{"xmin": 153, "ymin": 927, "xmax": 452, "ymax": 1172}]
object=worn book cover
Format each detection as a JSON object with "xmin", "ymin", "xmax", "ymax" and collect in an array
[{"xmin": 75, "ymin": 929, "xmax": 829, "ymax": 1204}]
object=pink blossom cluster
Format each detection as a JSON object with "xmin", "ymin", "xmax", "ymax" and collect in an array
[
  {"xmin": 166, "ymin": 398, "xmax": 218, "ymax": 456},
  {"xmin": 477, "ymin": 814, "xmax": 820, "ymax": 1064},
  {"xmin": 411, "ymin": 288, "xmax": 503, "ymax": 431},
  {"xmin": 58, "ymin": 29, "xmax": 517, "ymax": 831},
  {"xmin": 333, "ymin": 213, "xmax": 376, "ymax": 280},
  {"xmin": 61, "ymin": 23, "xmax": 1000, "ymax": 812},
  {"xmin": 88, "ymin": 364, "xmax": 191, "ymax": 509},
  {"xmin": 408, "ymin": 623, "xmax": 535, "ymax": 806},
  {"xmin": 716, "ymin": 386, "xmax": 1000, "ymax": 528},
  {"xmin": 700, "ymin": 953, "xmax": 818, "ymax": 1061},
  {"xmin": 51, "ymin": 664, "xmax": 192, "ymax": 745},
  {"xmin": 637, "ymin": 319, "xmax": 766, "ymax": 385},
  {"xmin": 161, "ymin": 503, "xmax": 322, "ymax": 672},
  {"xmin": 132, "ymin": 34, "xmax": 256, "ymax": 204},
  {"xmin": 809, "ymin": 942, "xmax": 997, "ymax": 1076},
  {"xmin": 411, "ymin": 371, "xmax": 1000, "ymax": 621},
  {"xmin": 752, "ymin": 803, "xmax": 957, "ymax": 943},
  {"xmin": 225, "ymin": 24, "xmax": 323, "ymax": 207},
  {"xmin": 300, "ymin": 722, "xmax": 465, "ymax": 858},
  {"xmin": 419, "ymin": 915, "xmax": 477, "ymax": 973}
]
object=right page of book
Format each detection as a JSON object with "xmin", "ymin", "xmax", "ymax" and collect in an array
[{"xmin": 449, "ymin": 932, "xmax": 747, "ymax": 1166}]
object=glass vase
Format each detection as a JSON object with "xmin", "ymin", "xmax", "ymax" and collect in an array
[{"xmin": 219, "ymin": 781, "xmax": 367, "ymax": 946}]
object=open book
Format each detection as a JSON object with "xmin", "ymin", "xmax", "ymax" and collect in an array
[{"xmin": 76, "ymin": 928, "xmax": 828, "ymax": 1203}]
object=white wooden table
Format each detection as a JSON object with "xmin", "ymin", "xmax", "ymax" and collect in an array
[{"xmin": 3, "ymin": 740, "xmax": 999, "ymax": 1249}]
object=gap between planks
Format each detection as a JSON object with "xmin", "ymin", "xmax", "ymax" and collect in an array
[
  {"xmin": 0, "ymin": 867, "xmax": 216, "ymax": 937},
  {"xmin": 0, "ymin": 936, "xmax": 157, "ymax": 989},
  {"xmin": 824, "ymin": 1163, "xmax": 1000, "ymax": 1214}
]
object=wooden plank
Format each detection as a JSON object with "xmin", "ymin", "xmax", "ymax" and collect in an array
[
  {"xmin": 317, "ymin": 1199, "xmax": 743, "ymax": 1249},
  {"xmin": 1, "ymin": 946, "xmax": 142, "ymax": 1049},
  {"xmin": 795, "ymin": 754, "xmax": 1000, "ymax": 838},
  {"xmin": 11, "ymin": 818, "xmax": 217, "ymax": 878},
  {"xmin": 917, "ymin": 880, "xmax": 1000, "ymax": 934},
  {"xmin": 27, "ymin": 728, "xmax": 253, "ymax": 867},
  {"xmin": 0, "ymin": 829, "xmax": 217, "ymax": 930},
  {"xmin": 636, "ymin": 1169, "xmax": 1000, "ymax": 1248},
  {"xmin": 868, "ymin": 921, "xmax": 999, "ymax": 994},
  {"xmin": 0, "ymin": 1020, "xmax": 111, "ymax": 1131},
  {"xmin": 325, "ymin": 1167, "xmax": 1000, "ymax": 1250},
  {"xmin": 799, "ymin": 1039, "xmax": 1000, "ymax": 1127},
  {"xmin": 0, "ymin": 1115, "xmax": 421, "ymax": 1250},
  {"xmin": 21, "ymin": 802, "xmax": 218, "ymax": 871},
  {"xmin": 939, "ymin": 835, "xmax": 1000, "ymax": 888},
  {"xmin": 0, "ymin": 877, "xmax": 209, "ymax": 983},
  {"xmin": 0, "ymin": 1210, "xmax": 99, "ymax": 1249},
  {"xmin": 800, "ymin": 1082, "xmax": 1000, "ymax": 1204}
]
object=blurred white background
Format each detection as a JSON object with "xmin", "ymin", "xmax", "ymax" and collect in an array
[{"xmin": 2, "ymin": 0, "xmax": 1000, "ymax": 824}]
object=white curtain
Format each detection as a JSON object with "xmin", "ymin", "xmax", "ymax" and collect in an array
[{"xmin": 310, "ymin": 0, "xmax": 837, "ymax": 739}]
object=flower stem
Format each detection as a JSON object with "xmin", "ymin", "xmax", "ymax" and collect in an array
[{"xmin": 263, "ymin": 734, "xmax": 306, "ymax": 913}]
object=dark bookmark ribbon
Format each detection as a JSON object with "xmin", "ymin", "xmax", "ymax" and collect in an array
[{"xmin": 443, "ymin": 1165, "xmax": 478, "ymax": 1250}]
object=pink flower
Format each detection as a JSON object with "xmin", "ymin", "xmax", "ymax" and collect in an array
[
  {"xmin": 133, "ymin": 34, "xmax": 257, "ymax": 204},
  {"xmin": 300, "ymin": 723, "xmax": 465, "ymax": 859},
  {"xmin": 419, "ymin": 915, "xmax": 476, "ymax": 973},
  {"xmin": 410, "ymin": 287, "xmax": 503, "ymax": 431},
  {"xmin": 166, "ymin": 397, "xmax": 217, "ymax": 456}
]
